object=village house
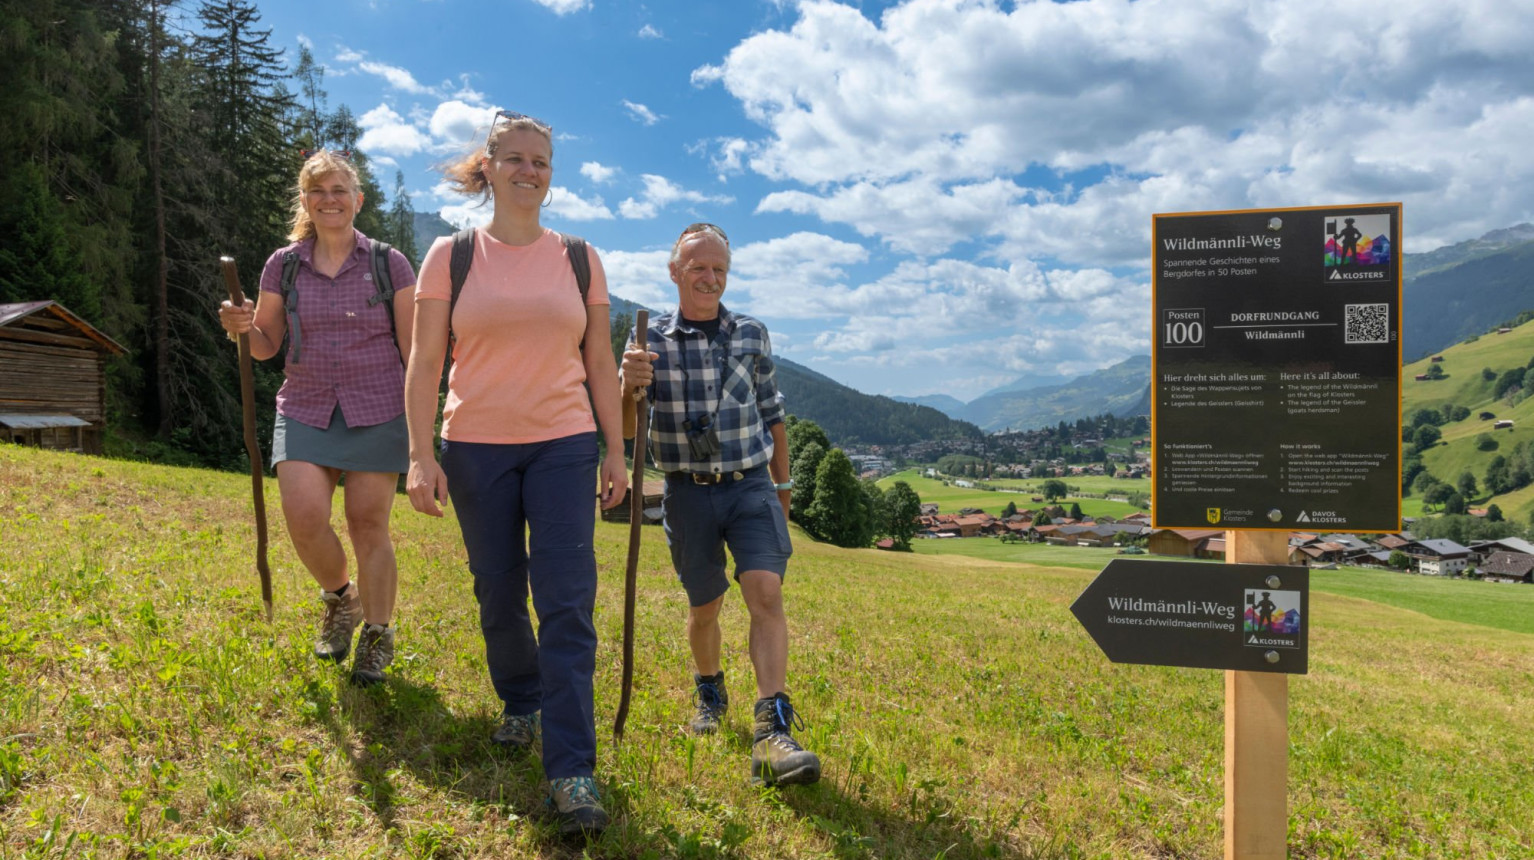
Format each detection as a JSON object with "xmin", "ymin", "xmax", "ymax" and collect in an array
[
  {"xmin": 1147, "ymin": 528, "xmax": 1226, "ymax": 560},
  {"xmin": 1479, "ymin": 551, "xmax": 1534, "ymax": 584},
  {"xmin": 1410, "ymin": 539, "xmax": 1472, "ymax": 576}
]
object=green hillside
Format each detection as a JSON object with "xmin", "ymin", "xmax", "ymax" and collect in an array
[
  {"xmin": 3, "ymin": 445, "xmax": 1533, "ymax": 857},
  {"xmin": 1403, "ymin": 316, "xmax": 1534, "ymax": 520}
]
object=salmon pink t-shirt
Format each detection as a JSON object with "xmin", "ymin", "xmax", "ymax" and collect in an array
[{"xmin": 416, "ymin": 228, "xmax": 610, "ymax": 443}]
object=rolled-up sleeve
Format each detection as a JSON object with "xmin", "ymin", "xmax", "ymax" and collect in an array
[{"xmin": 755, "ymin": 331, "xmax": 785, "ymax": 428}]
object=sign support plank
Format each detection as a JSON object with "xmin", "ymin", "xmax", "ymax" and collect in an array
[{"xmin": 1225, "ymin": 529, "xmax": 1289, "ymax": 860}]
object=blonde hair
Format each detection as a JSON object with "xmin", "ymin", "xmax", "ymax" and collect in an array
[
  {"xmin": 287, "ymin": 151, "xmax": 361, "ymax": 242},
  {"xmin": 441, "ymin": 114, "xmax": 554, "ymax": 205}
]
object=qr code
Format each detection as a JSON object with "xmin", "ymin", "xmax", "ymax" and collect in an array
[{"xmin": 1344, "ymin": 303, "xmax": 1390, "ymax": 344}]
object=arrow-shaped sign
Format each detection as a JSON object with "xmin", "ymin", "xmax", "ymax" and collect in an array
[{"xmin": 1070, "ymin": 559, "xmax": 1308, "ymax": 674}]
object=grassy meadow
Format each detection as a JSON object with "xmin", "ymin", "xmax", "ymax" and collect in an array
[
  {"xmin": 877, "ymin": 470, "xmax": 1145, "ymax": 520},
  {"xmin": 1404, "ymin": 317, "xmax": 1534, "ymax": 520},
  {"xmin": 3, "ymin": 444, "xmax": 1534, "ymax": 858}
]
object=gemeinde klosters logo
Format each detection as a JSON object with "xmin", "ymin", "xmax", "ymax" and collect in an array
[{"xmin": 1324, "ymin": 213, "xmax": 1392, "ymax": 281}]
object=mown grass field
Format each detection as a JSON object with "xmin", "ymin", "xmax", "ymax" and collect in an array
[
  {"xmin": 877, "ymin": 470, "xmax": 1144, "ymax": 520},
  {"xmin": 4, "ymin": 444, "xmax": 1534, "ymax": 858}
]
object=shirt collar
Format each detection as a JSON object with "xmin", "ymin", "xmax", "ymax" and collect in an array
[
  {"xmin": 295, "ymin": 228, "xmax": 371, "ymax": 265},
  {"xmin": 662, "ymin": 304, "xmax": 737, "ymax": 340}
]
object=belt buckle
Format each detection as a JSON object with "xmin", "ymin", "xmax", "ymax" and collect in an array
[{"xmin": 691, "ymin": 473, "xmax": 714, "ymax": 485}]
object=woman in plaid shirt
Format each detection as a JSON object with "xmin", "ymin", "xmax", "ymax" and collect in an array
[{"xmin": 216, "ymin": 149, "xmax": 417, "ymax": 687}]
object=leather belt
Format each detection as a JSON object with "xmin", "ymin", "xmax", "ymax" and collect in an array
[{"xmin": 669, "ymin": 470, "xmax": 746, "ymax": 485}]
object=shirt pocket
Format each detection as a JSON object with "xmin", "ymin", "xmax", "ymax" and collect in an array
[{"xmin": 721, "ymin": 350, "xmax": 760, "ymax": 405}]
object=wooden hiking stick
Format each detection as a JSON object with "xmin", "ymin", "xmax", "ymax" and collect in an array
[
  {"xmin": 220, "ymin": 257, "xmax": 274, "ymax": 622},
  {"xmin": 613, "ymin": 309, "xmax": 649, "ymax": 740}
]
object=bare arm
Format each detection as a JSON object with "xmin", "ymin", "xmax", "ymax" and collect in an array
[
  {"xmin": 217, "ymin": 290, "xmax": 287, "ymax": 361},
  {"xmin": 404, "ymin": 299, "xmax": 450, "ymax": 516},
  {"xmin": 584, "ymin": 304, "xmax": 629, "ymax": 510},
  {"xmin": 770, "ymin": 421, "xmax": 790, "ymax": 519},
  {"xmin": 391, "ymin": 284, "xmax": 416, "ymax": 367}
]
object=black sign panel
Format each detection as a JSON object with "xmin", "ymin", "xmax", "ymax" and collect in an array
[
  {"xmin": 1071, "ymin": 559, "xmax": 1309, "ymax": 674},
  {"xmin": 1152, "ymin": 204, "xmax": 1402, "ymax": 532}
]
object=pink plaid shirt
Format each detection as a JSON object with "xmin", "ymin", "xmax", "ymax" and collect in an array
[{"xmin": 259, "ymin": 229, "xmax": 416, "ymax": 428}]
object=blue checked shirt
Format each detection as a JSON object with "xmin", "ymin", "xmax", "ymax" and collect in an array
[{"xmin": 634, "ymin": 306, "xmax": 786, "ymax": 473}]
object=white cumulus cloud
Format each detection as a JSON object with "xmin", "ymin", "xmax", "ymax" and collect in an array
[{"xmin": 357, "ymin": 104, "xmax": 432, "ymax": 156}]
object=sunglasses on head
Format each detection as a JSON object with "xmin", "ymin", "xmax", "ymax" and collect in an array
[
  {"xmin": 680, "ymin": 222, "xmax": 729, "ymax": 245},
  {"xmin": 485, "ymin": 109, "xmax": 553, "ymax": 149},
  {"xmin": 300, "ymin": 148, "xmax": 352, "ymax": 161}
]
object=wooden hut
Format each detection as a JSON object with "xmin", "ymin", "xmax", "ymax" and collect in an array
[{"xmin": 0, "ymin": 301, "xmax": 126, "ymax": 454}]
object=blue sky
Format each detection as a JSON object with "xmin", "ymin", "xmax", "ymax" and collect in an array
[{"xmin": 255, "ymin": 0, "xmax": 1534, "ymax": 402}]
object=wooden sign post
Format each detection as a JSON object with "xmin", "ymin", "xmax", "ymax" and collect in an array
[{"xmin": 1225, "ymin": 529, "xmax": 1290, "ymax": 860}]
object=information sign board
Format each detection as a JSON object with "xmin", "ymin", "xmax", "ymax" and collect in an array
[
  {"xmin": 1152, "ymin": 204, "xmax": 1402, "ymax": 531},
  {"xmin": 1071, "ymin": 559, "xmax": 1309, "ymax": 674}
]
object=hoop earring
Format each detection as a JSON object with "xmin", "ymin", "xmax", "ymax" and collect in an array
[{"xmin": 542, "ymin": 188, "xmax": 553, "ymax": 208}]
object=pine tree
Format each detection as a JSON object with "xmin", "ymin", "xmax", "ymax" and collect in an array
[{"xmin": 387, "ymin": 170, "xmax": 419, "ymax": 263}]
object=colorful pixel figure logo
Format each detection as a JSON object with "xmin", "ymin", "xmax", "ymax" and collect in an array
[
  {"xmin": 1243, "ymin": 588, "xmax": 1302, "ymax": 648},
  {"xmin": 1324, "ymin": 213, "xmax": 1393, "ymax": 269}
]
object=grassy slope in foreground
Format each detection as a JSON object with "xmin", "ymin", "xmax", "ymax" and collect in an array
[{"xmin": 2, "ymin": 445, "xmax": 1532, "ymax": 858}]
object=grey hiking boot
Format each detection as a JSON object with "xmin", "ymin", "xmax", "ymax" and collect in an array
[
  {"xmin": 314, "ymin": 586, "xmax": 363, "ymax": 662},
  {"xmin": 350, "ymin": 623, "xmax": 394, "ymax": 686},
  {"xmin": 547, "ymin": 776, "xmax": 609, "ymax": 836},
  {"xmin": 751, "ymin": 693, "xmax": 821, "ymax": 787},
  {"xmin": 690, "ymin": 671, "xmax": 728, "ymax": 735},
  {"xmin": 492, "ymin": 710, "xmax": 540, "ymax": 751}
]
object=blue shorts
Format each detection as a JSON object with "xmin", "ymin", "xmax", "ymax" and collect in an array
[{"xmin": 662, "ymin": 466, "xmax": 792, "ymax": 607}]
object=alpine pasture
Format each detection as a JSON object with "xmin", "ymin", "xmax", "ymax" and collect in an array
[{"xmin": 2, "ymin": 445, "xmax": 1532, "ymax": 858}]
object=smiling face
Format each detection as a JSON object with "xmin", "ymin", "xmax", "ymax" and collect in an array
[
  {"xmin": 301, "ymin": 170, "xmax": 361, "ymax": 230},
  {"xmin": 670, "ymin": 232, "xmax": 731, "ymax": 321},
  {"xmin": 482, "ymin": 128, "xmax": 553, "ymax": 208}
]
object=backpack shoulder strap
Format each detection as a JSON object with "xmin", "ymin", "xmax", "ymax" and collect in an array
[
  {"xmin": 448, "ymin": 228, "xmax": 476, "ymax": 338},
  {"xmin": 368, "ymin": 239, "xmax": 403, "ymax": 366},
  {"xmin": 279, "ymin": 250, "xmax": 303, "ymax": 363},
  {"xmin": 561, "ymin": 233, "xmax": 591, "ymax": 302},
  {"xmin": 561, "ymin": 233, "xmax": 592, "ymax": 351}
]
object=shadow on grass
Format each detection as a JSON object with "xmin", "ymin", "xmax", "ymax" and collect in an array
[{"xmin": 300, "ymin": 673, "xmax": 1011, "ymax": 858}]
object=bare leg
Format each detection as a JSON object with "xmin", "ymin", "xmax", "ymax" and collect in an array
[
  {"xmin": 276, "ymin": 461, "xmax": 347, "ymax": 591},
  {"xmin": 343, "ymin": 471, "xmax": 399, "ymax": 625},
  {"xmin": 687, "ymin": 594, "xmax": 725, "ymax": 677},
  {"xmin": 738, "ymin": 570, "xmax": 787, "ymax": 699}
]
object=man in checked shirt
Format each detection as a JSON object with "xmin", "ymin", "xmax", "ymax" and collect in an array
[{"xmin": 620, "ymin": 222, "xmax": 821, "ymax": 787}]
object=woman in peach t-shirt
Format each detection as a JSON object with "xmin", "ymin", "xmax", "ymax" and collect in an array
[{"xmin": 403, "ymin": 111, "xmax": 625, "ymax": 836}]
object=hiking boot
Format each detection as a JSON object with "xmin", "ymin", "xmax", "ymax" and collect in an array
[
  {"xmin": 350, "ymin": 623, "xmax": 394, "ymax": 686},
  {"xmin": 751, "ymin": 693, "xmax": 821, "ymax": 786},
  {"xmin": 547, "ymin": 776, "xmax": 609, "ymax": 836},
  {"xmin": 690, "ymin": 671, "xmax": 728, "ymax": 735},
  {"xmin": 314, "ymin": 586, "xmax": 363, "ymax": 662},
  {"xmin": 492, "ymin": 710, "xmax": 540, "ymax": 751}
]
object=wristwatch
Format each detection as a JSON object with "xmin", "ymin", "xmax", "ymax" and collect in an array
[{"xmin": 774, "ymin": 480, "xmax": 794, "ymax": 491}]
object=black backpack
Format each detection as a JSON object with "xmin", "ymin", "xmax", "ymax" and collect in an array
[
  {"xmin": 278, "ymin": 238, "xmax": 399, "ymax": 364},
  {"xmin": 446, "ymin": 228, "xmax": 592, "ymax": 350}
]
